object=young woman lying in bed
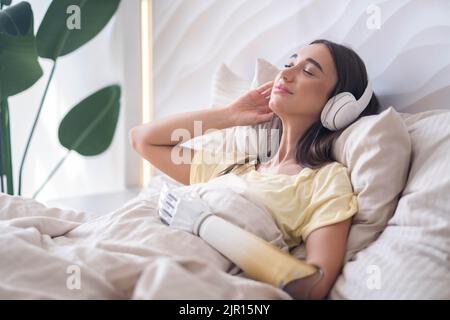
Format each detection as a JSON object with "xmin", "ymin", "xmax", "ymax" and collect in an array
[{"xmin": 129, "ymin": 39, "xmax": 380, "ymax": 300}]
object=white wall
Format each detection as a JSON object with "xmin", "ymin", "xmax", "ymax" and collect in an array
[
  {"xmin": 8, "ymin": 0, "xmax": 142, "ymax": 201},
  {"xmin": 153, "ymin": 0, "xmax": 450, "ymax": 119}
]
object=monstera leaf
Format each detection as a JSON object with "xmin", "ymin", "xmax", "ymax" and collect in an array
[
  {"xmin": 58, "ymin": 85, "xmax": 121, "ymax": 156},
  {"xmin": 0, "ymin": 2, "xmax": 42, "ymax": 196},
  {"xmin": 0, "ymin": 2, "xmax": 43, "ymax": 98},
  {"xmin": 37, "ymin": 0, "xmax": 121, "ymax": 60}
]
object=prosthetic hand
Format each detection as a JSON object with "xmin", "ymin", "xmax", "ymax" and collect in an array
[
  {"xmin": 157, "ymin": 184, "xmax": 324, "ymax": 299},
  {"xmin": 158, "ymin": 182, "xmax": 213, "ymax": 235}
]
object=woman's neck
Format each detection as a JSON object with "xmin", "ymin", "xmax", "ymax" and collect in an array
[{"xmin": 264, "ymin": 115, "xmax": 316, "ymax": 168}]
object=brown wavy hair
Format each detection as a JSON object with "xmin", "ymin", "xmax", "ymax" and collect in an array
[{"xmin": 217, "ymin": 39, "xmax": 381, "ymax": 176}]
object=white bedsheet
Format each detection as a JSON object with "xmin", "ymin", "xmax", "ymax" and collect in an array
[{"xmin": 0, "ymin": 176, "xmax": 292, "ymax": 299}]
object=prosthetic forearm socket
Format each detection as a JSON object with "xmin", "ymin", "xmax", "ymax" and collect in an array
[{"xmin": 196, "ymin": 214, "xmax": 323, "ymax": 295}]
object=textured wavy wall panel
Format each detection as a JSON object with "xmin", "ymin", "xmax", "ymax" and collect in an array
[{"xmin": 153, "ymin": 0, "xmax": 450, "ymax": 117}]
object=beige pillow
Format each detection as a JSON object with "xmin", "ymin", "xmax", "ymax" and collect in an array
[
  {"xmin": 332, "ymin": 107, "xmax": 412, "ymax": 262},
  {"xmin": 330, "ymin": 110, "xmax": 450, "ymax": 299}
]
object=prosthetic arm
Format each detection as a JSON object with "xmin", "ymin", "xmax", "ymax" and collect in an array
[{"xmin": 158, "ymin": 183, "xmax": 324, "ymax": 299}]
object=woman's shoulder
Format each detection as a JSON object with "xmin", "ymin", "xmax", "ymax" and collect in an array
[
  {"xmin": 316, "ymin": 161, "xmax": 349, "ymax": 174},
  {"xmin": 312, "ymin": 161, "xmax": 353, "ymax": 191}
]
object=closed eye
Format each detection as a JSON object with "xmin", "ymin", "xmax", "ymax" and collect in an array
[{"xmin": 284, "ymin": 63, "xmax": 313, "ymax": 76}]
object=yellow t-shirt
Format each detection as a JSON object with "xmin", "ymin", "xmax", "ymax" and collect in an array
[{"xmin": 189, "ymin": 149, "xmax": 358, "ymax": 248}]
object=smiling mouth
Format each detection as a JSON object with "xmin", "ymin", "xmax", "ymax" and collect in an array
[{"xmin": 274, "ymin": 86, "xmax": 293, "ymax": 94}]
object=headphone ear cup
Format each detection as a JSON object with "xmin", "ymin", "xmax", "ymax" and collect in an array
[{"xmin": 321, "ymin": 92, "xmax": 356, "ymax": 131}]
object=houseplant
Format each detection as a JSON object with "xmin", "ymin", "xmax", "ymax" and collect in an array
[{"xmin": 0, "ymin": 0, "xmax": 122, "ymax": 198}]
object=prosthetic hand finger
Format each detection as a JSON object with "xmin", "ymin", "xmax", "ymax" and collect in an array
[
  {"xmin": 157, "ymin": 183, "xmax": 213, "ymax": 234},
  {"xmin": 170, "ymin": 190, "xmax": 213, "ymax": 233},
  {"xmin": 158, "ymin": 182, "xmax": 174, "ymax": 225}
]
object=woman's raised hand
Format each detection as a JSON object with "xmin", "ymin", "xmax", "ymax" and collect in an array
[{"xmin": 227, "ymin": 80, "xmax": 275, "ymax": 126}]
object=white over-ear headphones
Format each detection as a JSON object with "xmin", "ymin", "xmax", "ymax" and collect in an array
[{"xmin": 321, "ymin": 80, "xmax": 373, "ymax": 131}]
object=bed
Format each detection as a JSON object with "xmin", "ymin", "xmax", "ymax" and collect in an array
[
  {"xmin": 1, "ymin": 0, "xmax": 449, "ymax": 299},
  {"xmin": 1, "ymin": 105, "xmax": 448, "ymax": 300}
]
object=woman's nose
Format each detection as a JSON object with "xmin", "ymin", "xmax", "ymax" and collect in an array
[
  {"xmin": 280, "ymin": 68, "xmax": 294, "ymax": 82},
  {"xmin": 282, "ymin": 72, "xmax": 293, "ymax": 83}
]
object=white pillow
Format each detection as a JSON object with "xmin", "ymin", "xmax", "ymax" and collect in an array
[
  {"xmin": 332, "ymin": 107, "xmax": 412, "ymax": 262},
  {"xmin": 330, "ymin": 110, "xmax": 450, "ymax": 299}
]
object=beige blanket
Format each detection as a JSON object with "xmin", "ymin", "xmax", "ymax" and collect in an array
[{"xmin": 0, "ymin": 176, "xmax": 292, "ymax": 299}]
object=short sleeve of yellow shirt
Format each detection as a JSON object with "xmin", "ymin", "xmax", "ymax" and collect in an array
[{"xmin": 189, "ymin": 148, "xmax": 358, "ymax": 248}]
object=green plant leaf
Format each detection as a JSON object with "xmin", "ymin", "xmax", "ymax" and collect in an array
[
  {"xmin": 0, "ymin": 2, "xmax": 43, "ymax": 98},
  {"xmin": 58, "ymin": 85, "xmax": 121, "ymax": 156},
  {"xmin": 36, "ymin": 0, "xmax": 121, "ymax": 60},
  {"xmin": 0, "ymin": 1, "xmax": 31, "ymax": 36}
]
